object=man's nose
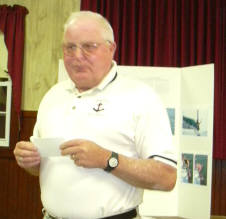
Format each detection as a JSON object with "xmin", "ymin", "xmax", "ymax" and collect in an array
[{"xmin": 73, "ymin": 46, "xmax": 84, "ymax": 59}]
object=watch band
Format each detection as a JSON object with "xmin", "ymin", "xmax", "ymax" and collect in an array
[{"xmin": 104, "ymin": 151, "xmax": 119, "ymax": 172}]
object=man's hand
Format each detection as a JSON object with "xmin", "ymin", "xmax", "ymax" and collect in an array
[
  {"xmin": 14, "ymin": 141, "xmax": 41, "ymax": 175},
  {"xmin": 60, "ymin": 139, "xmax": 110, "ymax": 169}
]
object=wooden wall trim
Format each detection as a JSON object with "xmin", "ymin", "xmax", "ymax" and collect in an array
[
  {"xmin": 20, "ymin": 111, "xmax": 37, "ymax": 139},
  {"xmin": 21, "ymin": 110, "xmax": 37, "ymax": 118}
]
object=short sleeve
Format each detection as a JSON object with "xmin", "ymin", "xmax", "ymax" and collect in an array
[{"xmin": 134, "ymin": 87, "xmax": 177, "ymax": 165}]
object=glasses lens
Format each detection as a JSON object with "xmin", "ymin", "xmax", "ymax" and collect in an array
[
  {"xmin": 82, "ymin": 43, "xmax": 98, "ymax": 53},
  {"xmin": 63, "ymin": 42, "xmax": 106, "ymax": 56},
  {"xmin": 63, "ymin": 45, "xmax": 75, "ymax": 56}
]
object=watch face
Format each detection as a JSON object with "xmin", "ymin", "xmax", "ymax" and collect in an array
[{"xmin": 109, "ymin": 157, "xmax": 118, "ymax": 168}]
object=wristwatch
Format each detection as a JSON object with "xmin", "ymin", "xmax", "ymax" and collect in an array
[{"xmin": 104, "ymin": 151, "xmax": 119, "ymax": 172}]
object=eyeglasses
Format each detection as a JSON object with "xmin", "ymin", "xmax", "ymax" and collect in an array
[{"xmin": 63, "ymin": 41, "xmax": 111, "ymax": 57}]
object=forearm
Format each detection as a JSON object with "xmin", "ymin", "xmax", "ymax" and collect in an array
[
  {"xmin": 60, "ymin": 139, "xmax": 177, "ymax": 190},
  {"xmin": 112, "ymin": 155, "xmax": 177, "ymax": 191}
]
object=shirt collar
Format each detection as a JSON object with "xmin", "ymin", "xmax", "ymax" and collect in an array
[
  {"xmin": 66, "ymin": 61, "xmax": 117, "ymax": 95},
  {"xmin": 96, "ymin": 61, "xmax": 117, "ymax": 91}
]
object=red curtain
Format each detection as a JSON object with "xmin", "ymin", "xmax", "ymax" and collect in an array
[
  {"xmin": 214, "ymin": 2, "xmax": 226, "ymax": 160},
  {"xmin": 0, "ymin": 5, "xmax": 28, "ymax": 117},
  {"xmin": 81, "ymin": 0, "xmax": 226, "ymax": 159}
]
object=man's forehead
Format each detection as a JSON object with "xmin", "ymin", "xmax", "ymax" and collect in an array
[
  {"xmin": 70, "ymin": 18, "xmax": 101, "ymax": 30},
  {"xmin": 64, "ymin": 21, "xmax": 103, "ymax": 42}
]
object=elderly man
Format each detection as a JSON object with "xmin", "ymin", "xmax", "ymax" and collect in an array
[{"xmin": 14, "ymin": 11, "xmax": 177, "ymax": 219}]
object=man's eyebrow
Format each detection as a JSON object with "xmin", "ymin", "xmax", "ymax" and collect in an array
[
  {"xmin": 64, "ymin": 42, "xmax": 76, "ymax": 46},
  {"xmin": 64, "ymin": 41, "xmax": 99, "ymax": 45}
]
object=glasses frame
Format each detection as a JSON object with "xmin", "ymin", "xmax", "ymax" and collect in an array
[{"xmin": 63, "ymin": 41, "xmax": 112, "ymax": 57}]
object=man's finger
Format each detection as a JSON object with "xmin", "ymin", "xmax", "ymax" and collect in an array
[
  {"xmin": 16, "ymin": 141, "xmax": 38, "ymax": 151},
  {"xmin": 60, "ymin": 139, "xmax": 84, "ymax": 149},
  {"xmin": 61, "ymin": 146, "xmax": 82, "ymax": 156}
]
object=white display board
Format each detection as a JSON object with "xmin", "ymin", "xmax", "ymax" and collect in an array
[
  {"xmin": 58, "ymin": 60, "xmax": 214, "ymax": 219},
  {"xmin": 118, "ymin": 64, "xmax": 214, "ymax": 219}
]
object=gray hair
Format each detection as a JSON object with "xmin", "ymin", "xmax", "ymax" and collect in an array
[{"xmin": 63, "ymin": 11, "xmax": 114, "ymax": 42}]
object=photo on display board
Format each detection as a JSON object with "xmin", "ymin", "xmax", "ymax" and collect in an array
[
  {"xmin": 182, "ymin": 109, "xmax": 208, "ymax": 137},
  {"xmin": 181, "ymin": 153, "xmax": 193, "ymax": 184},
  {"xmin": 166, "ymin": 108, "xmax": 175, "ymax": 135},
  {"xmin": 194, "ymin": 154, "xmax": 208, "ymax": 186}
]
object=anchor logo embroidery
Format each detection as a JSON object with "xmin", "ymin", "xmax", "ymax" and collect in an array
[{"xmin": 93, "ymin": 102, "xmax": 104, "ymax": 112}]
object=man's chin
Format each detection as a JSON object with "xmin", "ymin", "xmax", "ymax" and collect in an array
[
  {"xmin": 70, "ymin": 72, "xmax": 87, "ymax": 81},
  {"xmin": 73, "ymin": 78, "xmax": 93, "ymax": 91}
]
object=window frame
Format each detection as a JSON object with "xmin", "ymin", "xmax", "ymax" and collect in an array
[{"xmin": 0, "ymin": 76, "xmax": 12, "ymax": 147}]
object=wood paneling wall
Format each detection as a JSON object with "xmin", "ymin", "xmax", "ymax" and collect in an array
[
  {"xmin": 0, "ymin": 0, "xmax": 81, "ymax": 111},
  {"xmin": 0, "ymin": 111, "xmax": 42, "ymax": 219},
  {"xmin": 212, "ymin": 160, "xmax": 226, "ymax": 215},
  {"xmin": 0, "ymin": 111, "xmax": 225, "ymax": 218}
]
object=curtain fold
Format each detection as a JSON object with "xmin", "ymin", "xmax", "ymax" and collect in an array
[
  {"xmin": 0, "ymin": 5, "xmax": 28, "ymax": 117},
  {"xmin": 81, "ymin": 0, "xmax": 226, "ymax": 159},
  {"xmin": 213, "ymin": 2, "xmax": 226, "ymax": 159}
]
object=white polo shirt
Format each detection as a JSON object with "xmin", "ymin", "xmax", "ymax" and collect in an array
[{"xmin": 33, "ymin": 61, "xmax": 176, "ymax": 219}]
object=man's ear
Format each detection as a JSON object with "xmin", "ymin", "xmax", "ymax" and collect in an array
[{"xmin": 110, "ymin": 42, "xmax": 117, "ymax": 55}]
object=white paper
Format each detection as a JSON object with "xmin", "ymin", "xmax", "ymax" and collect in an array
[{"xmin": 30, "ymin": 136, "xmax": 65, "ymax": 157}]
